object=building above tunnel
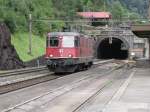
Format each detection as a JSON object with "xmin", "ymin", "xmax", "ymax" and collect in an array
[
  {"xmin": 77, "ymin": 12, "xmax": 112, "ymax": 26},
  {"xmin": 77, "ymin": 12, "xmax": 112, "ymax": 19}
]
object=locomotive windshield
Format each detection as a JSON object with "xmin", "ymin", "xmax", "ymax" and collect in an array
[
  {"xmin": 49, "ymin": 37, "xmax": 59, "ymax": 47},
  {"xmin": 62, "ymin": 36, "xmax": 74, "ymax": 47}
]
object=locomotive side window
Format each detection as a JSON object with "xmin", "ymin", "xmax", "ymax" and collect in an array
[
  {"xmin": 50, "ymin": 37, "xmax": 59, "ymax": 47},
  {"xmin": 75, "ymin": 36, "xmax": 80, "ymax": 47},
  {"xmin": 62, "ymin": 36, "xmax": 74, "ymax": 47}
]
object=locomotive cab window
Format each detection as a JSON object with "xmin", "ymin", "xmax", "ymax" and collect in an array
[
  {"xmin": 62, "ymin": 36, "xmax": 74, "ymax": 47},
  {"xmin": 50, "ymin": 37, "xmax": 59, "ymax": 47}
]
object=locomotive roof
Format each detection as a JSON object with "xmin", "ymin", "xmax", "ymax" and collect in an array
[{"xmin": 48, "ymin": 32, "xmax": 81, "ymax": 36}]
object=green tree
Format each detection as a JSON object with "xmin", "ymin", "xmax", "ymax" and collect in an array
[
  {"xmin": 111, "ymin": 1, "xmax": 125, "ymax": 19},
  {"xmin": 0, "ymin": 0, "xmax": 144, "ymax": 34}
]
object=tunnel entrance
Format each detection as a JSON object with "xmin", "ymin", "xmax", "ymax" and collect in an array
[{"xmin": 97, "ymin": 38, "xmax": 129, "ymax": 60}]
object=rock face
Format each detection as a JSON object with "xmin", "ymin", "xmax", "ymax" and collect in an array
[{"xmin": 0, "ymin": 23, "xmax": 25, "ymax": 70}]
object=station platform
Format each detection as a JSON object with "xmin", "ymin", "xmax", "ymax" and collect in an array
[{"xmin": 102, "ymin": 60, "xmax": 150, "ymax": 112}]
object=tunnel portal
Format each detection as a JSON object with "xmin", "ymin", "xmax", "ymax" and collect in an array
[{"xmin": 97, "ymin": 38, "xmax": 129, "ymax": 60}]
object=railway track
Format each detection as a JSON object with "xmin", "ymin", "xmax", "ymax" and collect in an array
[
  {"xmin": 0, "ymin": 66, "xmax": 57, "ymax": 94},
  {"xmin": 0, "ymin": 59, "xmax": 121, "ymax": 95},
  {"xmin": 0, "ymin": 66, "xmax": 47, "ymax": 77},
  {"xmin": 72, "ymin": 68, "xmax": 131, "ymax": 112},
  {"xmin": 2, "ymin": 61, "xmax": 124, "ymax": 112},
  {"xmin": 72, "ymin": 69, "xmax": 135, "ymax": 112}
]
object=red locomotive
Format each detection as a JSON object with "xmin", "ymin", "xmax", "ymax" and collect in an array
[{"xmin": 45, "ymin": 32, "xmax": 94, "ymax": 73}]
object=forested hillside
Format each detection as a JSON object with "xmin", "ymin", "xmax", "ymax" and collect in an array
[
  {"xmin": 0, "ymin": 0, "xmax": 148, "ymax": 35},
  {"xmin": 120, "ymin": 0, "xmax": 149, "ymax": 17},
  {"xmin": 0, "ymin": 0, "xmax": 149, "ymax": 61}
]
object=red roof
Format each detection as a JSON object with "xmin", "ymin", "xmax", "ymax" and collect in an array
[{"xmin": 77, "ymin": 12, "xmax": 111, "ymax": 19}]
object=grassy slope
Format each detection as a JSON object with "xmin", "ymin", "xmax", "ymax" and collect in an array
[{"xmin": 11, "ymin": 33, "xmax": 46, "ymax": 62}]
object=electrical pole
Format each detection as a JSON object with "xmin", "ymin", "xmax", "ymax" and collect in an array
[
  {"xmin": 104, "ymin": 1, "xmax": 106, "ymax": 11},
  {"xmin": 148, "ymin": 0, "xmax": 150, "ymax": 58},
  {"xmin": 28, "ymin": 14, "xmax": 32, "ymax": 55}
]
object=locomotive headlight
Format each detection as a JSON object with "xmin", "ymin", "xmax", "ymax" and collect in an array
[
  {"xmin": 131, "ymin": 52, "xmax": 135, "ymax": 56},
  {"xmin": 68, "ymin": 54, "xmax": 73, "ymax": 58},
  {"xmin": 59, "ymin": 36, "xmax": 63, "ymax": 39},
  {"xmin": 50, "ymin": 54, "xmax": 53, "ymax": 57}
]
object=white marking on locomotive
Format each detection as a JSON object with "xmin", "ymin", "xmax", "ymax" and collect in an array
[
  {"xmin": 59, "ymin": 49, "xmax": 64, "ymax": 57},
  {"xmin": 59, "ymin": 49, "xmax": 64, "ymax": 53}
]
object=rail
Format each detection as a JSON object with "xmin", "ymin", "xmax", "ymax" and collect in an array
[
  {"xmin": 0, "ymin": 59, "xmax": 118, "ymax": 94},
  {"xmin": 0, "ymin": 66, "xmax": 47, "ymax": 77},
  {"xmin": 2, "ymin": 60, "xmax": 126, "ymax": 112}
]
